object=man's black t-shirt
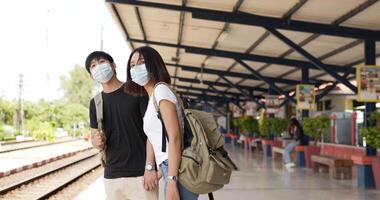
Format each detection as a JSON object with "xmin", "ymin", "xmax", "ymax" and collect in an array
[{"xmin": 89, "ymin": 83, "xmax": 148, "ymax": 179}]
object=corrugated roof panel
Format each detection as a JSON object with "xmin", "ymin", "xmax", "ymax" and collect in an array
[
  {"xmin": 216, "ymin": 24, "xmax": 266, "ymax": 53},
  {"xmin": 187, "ymin": 0, "xmax": 237, "ymax": 12},
  {"xmin": 240, "ymin": 0, "xmax": 299, "ymax": 18},
  {"xmin": 292, "ymin": 0, "xmax": 367, "ymax": 24},
  {"xmin": 179, "ymin": 52, "xmax": 207, "ymax": 66},
  {"xmin": 341, "ymin": 1, "xmax": 380, "ymax": 30},
  {"xmin": 117, "ymin": 5, "xmax": 144, "ymax": 40}
]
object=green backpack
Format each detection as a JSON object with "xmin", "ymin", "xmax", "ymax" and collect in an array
[{"xmin": 152, "ymin": 82, "xmax": 238, "ymax": 196}]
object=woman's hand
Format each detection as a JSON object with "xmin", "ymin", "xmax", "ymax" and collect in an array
[
  {"xmin": 166, "ymin": 181, "xmax": 180, "ymax": 200},
  {"xmin": 157, "ymin": 170, "xmax": 163, "ymax": 180}
]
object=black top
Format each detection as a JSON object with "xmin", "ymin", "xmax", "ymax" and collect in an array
[
  {"xmin": 89, "ymin": 83, "xmax": 148, "ymax": 179},
  {"xmin": 293, "ymin": 126, "xmax": 309, "ymax": 146}
]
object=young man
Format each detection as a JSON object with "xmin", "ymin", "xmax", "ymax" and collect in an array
[{"xmin": 85, "ymin": 51, "xmax": 158, "ymax": 200}]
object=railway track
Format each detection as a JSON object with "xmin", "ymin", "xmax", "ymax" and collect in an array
[
  {"xmin": 0, "ymin": 151, "xmax": 101, "ymax": 200},
  {"xmin": 0, "ymin": 138, "xmax": 80, "ymax": 154}
]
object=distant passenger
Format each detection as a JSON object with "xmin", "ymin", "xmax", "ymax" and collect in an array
[{"xmin": 284, "ymin": 117, "xmax": 309, "ymax": 169}]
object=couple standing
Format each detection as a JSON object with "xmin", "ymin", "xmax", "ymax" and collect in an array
[{"xmin": 86, "ymin": 47, "xmax": 198, "ymax": 200}]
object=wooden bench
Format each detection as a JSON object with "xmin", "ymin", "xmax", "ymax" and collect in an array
[
  {"xmin": 311, "ymin": 155, "xmax": 353, "ymax": 180},
  {"xmin": 272, "ymin": 146, "xmax": 296, "ymax": 161}
]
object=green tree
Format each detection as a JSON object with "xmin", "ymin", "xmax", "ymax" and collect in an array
[
  {"xmin": 303, "ymin": 115, "xmax": 330, "ymax": 145},
  {"xmin": 60, "ymin": 64, "xmax": 93, "ymax": 107},
  {"xmin": 0, "ymin": 100, "xmax": 16, "ymax": 125}
]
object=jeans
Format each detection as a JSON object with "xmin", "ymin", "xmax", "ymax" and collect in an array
[
  {"xmin": 159, "ymin": 160, "xmax": 199, "ymax": 200},
  {"xmin": 284, "ymin": 141, "xmax": 299, "ymax": 164}
]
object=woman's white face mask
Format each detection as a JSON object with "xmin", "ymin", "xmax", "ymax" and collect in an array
[
  {"xmin": 130, "ymin": 63, "xmax": 150, "ymax": 86},
  {"xmin": 91, "ymin": 63, "xmax": 114, "ymax": 83}
]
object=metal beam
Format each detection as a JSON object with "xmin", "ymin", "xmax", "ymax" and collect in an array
[
  {"xmin": 219, "ymin": 76, "xmax": 264, "ymax": 108},
  {"xmin": 134, "ymin": 7, "xmax": 147, "ymax": 41},
  {"xmin": 191, "ymin": 10, "xmax": 380, "ymax": 41},
  {"xmin": 107, "ymin": 0, "xmax": 380, "ymax": 40},
  {"xmin": 172, "ymin": 76, "xmax": 270, "ymax": 93},
  {"xmin": 260, "ymin": 0, "xmax": 377, "ymax": 82},
  {"xmin": 316, "ymin": 72, "xmax": 350, "ymax": 101},
  {"xmin": 173, "ymin": 0, "xmax": 187, "ymax": 86},
  {"xmin": 167, "ymin": 63, "xmax": 303, "ymax": 85},
  {"xmin": 110, "ymin": 4, "xmax": 134, "ymax": 49},
  {"xmin": 266, "ymin": 27, "xmax": 357, "ymax": 93},
  {"xmin": 128, "ymin": 38, "xmax": 356, "ymax": 74},
  {"xmin": 177, "ymin": 91, "xmax": 236, "ymax": 103},
  {"xmin": 236, "ymin": 60, "xmax": 296, "ymax": 103},
  {"xmin": 202, "ymin": 99, "xmax": 225, "ymax": 115},
  {"xmin": 175, "ymin": 85, "xmax": 258, "ymax": 99},
  {"xmin": 183, "ymin": 44, "xmax": 356, "ymax": 74},
  {"xmin": 208, "ymin": 85, "xmax": 244, "ymax": 111}
]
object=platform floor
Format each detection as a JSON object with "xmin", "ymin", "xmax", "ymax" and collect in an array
[
  {"xmin": 75, "ymin": 145, "xmax": 380, "ymax": 200},
  {"xmin": 0, "ymin": 140, "xmax": 92, "ymax": 175}
]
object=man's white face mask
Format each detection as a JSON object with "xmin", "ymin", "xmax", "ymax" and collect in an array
[{"xmin": 91, "ymin": 63, "xmax": 114, "ymax": 83}]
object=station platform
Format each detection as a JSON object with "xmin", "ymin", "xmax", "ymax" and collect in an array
[
  {"xmin": 0, "ymin": 140, "xmax": 92, "ymax": 177},
  {"xmin": 74, "ymin": 145, "xmax": 380, "ymax": 200}
]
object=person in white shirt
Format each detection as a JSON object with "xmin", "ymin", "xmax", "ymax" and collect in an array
[{"xmin": 125, "ymin": 46, "xmax": 198, "ymax": 200}]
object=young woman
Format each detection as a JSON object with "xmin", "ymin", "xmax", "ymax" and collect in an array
[
  {"xmin": 284, "ymin": 117, "xmax": 308, "ymax": 168},
  {"xmin": 125, "ymin": 46, "xmax": 198, "ymax": 200}
]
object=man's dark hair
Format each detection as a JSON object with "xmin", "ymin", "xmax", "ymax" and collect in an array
[
  {"xmin": 85, "ymin": 51, "xmax": 114, "ymax": 73},
  {"xmin": 125, "ymin": 46, "xmax": 171, "ymax": 96}
]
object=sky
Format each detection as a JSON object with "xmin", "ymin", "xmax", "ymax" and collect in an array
[{"xmin": 0, "ymin": 0, "xmax": 131, "ymax": 102}]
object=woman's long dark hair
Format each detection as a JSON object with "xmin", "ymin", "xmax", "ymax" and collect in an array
[
  {"xmin": 290, "ymin": 117, "xmax": 304, "ymax": 134},
  {"xmin": 125, "ymin": 46, "xmax": 171, "ymax": 96}
]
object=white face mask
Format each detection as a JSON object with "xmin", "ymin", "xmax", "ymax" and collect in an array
[
  {"xmin": 91, "ymin": 63, "xmax": 114, "ymax": 83},
  {"xmin": 130, "ymin": 63, "xmax": 150, "ymax": 86}
]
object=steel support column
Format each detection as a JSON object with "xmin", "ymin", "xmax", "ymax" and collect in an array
[
  {"xmin": 364, "ymin": 40, "xmax": 377, "ymax": 127},
  {"xmin": 301, "ymin": 68, "xmax": 309, "ymax": 118}
]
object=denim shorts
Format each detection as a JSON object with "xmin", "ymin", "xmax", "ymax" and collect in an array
[{"xmin": 159, "ymin": 159, "xmax": 198, "ymax": 200}]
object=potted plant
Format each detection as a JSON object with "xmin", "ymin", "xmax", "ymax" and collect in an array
[
  {"xmin": 240, "ymin": 116, "xmax": 259, "ymax": 137},
  {"xmin": 302, "ymin": 115, "xmax": 330, "ymax": 167},
  {"xmin": 369, "ymin": 112, "xmax": 380, "ymax": 129},
  {"xmin": 361, "ymin": 127, "xmax": 380, "ymax": 156},
  {"xmin": 303, "ymin": 115, "xmax": 330, "ymax": 146},
  {"xmin": 259, "ymin": 116, "xmax": 272, "ymax": 156},
  {"xmin": 360, "ymin": 127, "xmax": 380, "ymax": 190}
]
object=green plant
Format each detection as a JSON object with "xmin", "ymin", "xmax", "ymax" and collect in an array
[
  {"xmin": 361, "ymin": 127, "xmax": 380, "ymax": 149},
  {"xmin": 240, "ymin": 116, "xmax": 259, "ymax": 137},
  {"xmin": 0, "ymin": 125, "xmax": 4, "ymax": 141},
  {"xmin": 269, "ymin": 118, "xmax": 289, "ymax": 136},
  {"xmin": 369, "ymin": 112, "xmax": 380, "ymax": 127},
  {"xmin": 303, "ymin": 115, "xmax": 330, "ymax": 145},
  {"xmin": 26, "ymin": 119, "xmax": 55, "ymax": 141},
  {"xmin": 259, "ymin": 116, "xmax": 269, "ymax": 137}
]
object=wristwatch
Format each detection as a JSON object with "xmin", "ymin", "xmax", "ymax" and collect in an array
[
  {"xmin": 145, "ymin": 164, "xmax": 155, "ymax": 171},
  {"xmin": 167, "ymin": 176, "xmax": 178, "ymax": 181}
]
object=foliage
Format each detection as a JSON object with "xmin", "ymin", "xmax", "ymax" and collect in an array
[
  {"xmin": 361, "ymin": 127, "xmax": 380, "ymax": 148},
  {"xmin": 303, "ymin": 115, "xmax": 330, "ymax": 144},
  {"xmin": 369, "ymin": 112, "xmax": 380, "ymax": 127},
  {"xmin": 0, "ymin": 100, "xmax": 16, "ymax": 125},
  {"xmin": 240, "ymin": 116, "xmax": 259, "ymax": 137},
  {"xmin": 0, "ymin": 125, "xmax": 4, "ymax": 140},
  {"xmin": 259, "ymin": 116, "xmax": 269, "ymax": 137},
  {"xmin": 60, "ymin": 64, "xmax": 93, "ymax": 107},
  {"xmin": 269, "ymin": 118, "xmax": 289, "ymax": 136},
  {"xmin": 30, "ymin": 121, "xmax": 55, "ymax": 141}
]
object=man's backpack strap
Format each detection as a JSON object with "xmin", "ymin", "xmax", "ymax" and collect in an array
[
  {"xmin": 94, "ymin": 93, "xmax": 103, "ymax": 131},
  {"xmin": 152, "ymin": 82, "xmax": 184, "ymax": 153},
  {"xmin": 94, "ymin": 93, "xmax": 106, "ymax": 167}
]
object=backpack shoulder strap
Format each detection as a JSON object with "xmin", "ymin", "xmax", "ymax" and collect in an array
[
  {"xmin": 152, "ymin": 82, "xmax": 184, "ymax": 113},
  {"xmin": 152, "ymin": 82, "xmax": 184, "ymax": 152},
  {"xmin": 94, "ymin": 92, "xmax": 103, "ymax": 131}
]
